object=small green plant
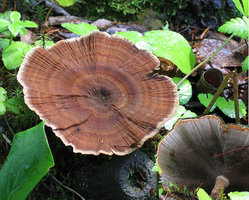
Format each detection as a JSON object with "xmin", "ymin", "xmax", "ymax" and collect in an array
[
  {"xmin": 61, "ymin": 22, "xmax": 99, "ymax": 36},
  {"xmin": 0, "ymin": 11, "xmax": 38, "ymax": 44}
]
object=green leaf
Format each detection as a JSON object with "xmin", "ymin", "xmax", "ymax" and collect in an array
[
  {"xmin": 0, "ymin": 122, "xmax": 54, "ymax": 200},
  {"xmin": 8, "ymin": 23, "xmax": 21, "ymax": 37},
  {"xmin": 55, "ymin": 0, "xmax": 75, "ymax": 7},
  {"xmin": 19, "ymin": 20, "xmax": 38, "ymax": 28},
  {"xmin": 164, "ymin": 105, "xmax": 197, "ymax": 130},
  {"xmin": 0, "ymin": 87, "xmax": 7, "ymax": 102},
  {"xmin": 115, "ymin": 30, "xmax": 196, "ymax": 74},
  {"xmin": 216, "ymin": 97, "xmax": 247, "ymax": 118},
  {"xmin": 5, "ymin": 97, "xmax": 25, "ymax": 114},
  {"xmin": 61, "ymin": 23, "xmax": 99, "ymax": 36},
  {"xmin": 232, "ymin": 0, "xmax": 249, "ymax": 16},
  {"xmin": 142, "ymin": 30, "xmax": 196, "ymax": 74},
  {"xmin": 198, "ymin": 93, "xmax": 217, "ymax": 112},
  {"xmin": 19, "ymin": 27, "xmax": 26, "ymax": 36},
  {"xmin": 2, "ymin": 42, "xmax": 33, "ymax": 70},
  {"xmin": 197, "ymin": 188, "xmax": 212, "ymax": 200},
  {"xmin": 0, "ymin": 19, "xmax": 10, "ymax": 26},
  {"xmin": 242, "ymin": 56, "xmax": 248, "ymax": 72},
  {"xmin": 218, "ymin": 16, "xmax": 249, "ymax": 39},
  {"xmin": 0, "ymin": 11, "xmax": 11, "ymax": 37},
  {"xmin": 10, "ymin": 11, "xmax": 21, "ymax": 24},
  {"xmin": 228, "ymin": 191, "xmax": 249, "ymax": 200},
  {"xmin": 172, "ymin": 77, "xmax": 192, "ymax": 105},
  {"xmin": 115, "ymin": 31, "xmax": 143, "ymax": 43},
  {"xmin": 0, "ymin": 101, "xmax": 6, "ymax": 115}
]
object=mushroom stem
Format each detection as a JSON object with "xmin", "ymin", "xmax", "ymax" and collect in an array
[{"xmin": 211, "ymin": 175, "xmax": 229, "ymax": 199}]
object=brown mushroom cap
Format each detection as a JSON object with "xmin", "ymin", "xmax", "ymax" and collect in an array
[
  {"xmin": 157, "ymin": 115, "xmax": 249, "ymax": 192},
  {"xmin": 17, "ymin": 31, "xmax": 178, "ymax": 155}
]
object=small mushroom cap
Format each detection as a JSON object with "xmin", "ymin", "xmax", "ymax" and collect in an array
[
  {"xmin": 17, "ymin": 31, "xmax": 178, "ymax": 155},
  {"xmin": 157, "ymin": 115, "xmax": 249, "ymax": 192}
]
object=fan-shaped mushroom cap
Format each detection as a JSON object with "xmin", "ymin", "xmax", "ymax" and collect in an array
[
  {"xmin": 17, "ymin": 31, "xmax": 178, "ymax": 155},
  {"xmin": 157, "ymin": 115, "xmax": 249, "ymax": 192}
]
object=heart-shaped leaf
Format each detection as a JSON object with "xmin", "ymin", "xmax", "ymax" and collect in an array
[
  {"xmin": 0, "ymin": 122, "xmax": 54, "ymax": 200},
  {"xmin": 218, "ymin": 16, "xmax": 249, "ymax": 39},
  {"xmin": 8, "ymin": 23, "xmax": 21, "ymax": 37}
]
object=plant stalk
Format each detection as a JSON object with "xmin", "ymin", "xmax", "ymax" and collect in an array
[
  {"xmin": 177, "ymin": 34, "xmax": 234, "ymax": 88},
  {"xmin": 203, "ymin": 72, "xmax": 232, "ymax": 115},
  {"xmin": 4, "ymin": 114, "xmax": 15, "ymax": 135},
  {"xmin": 233, "ymin": 70, "xmax": 240, "ymax": 124}
]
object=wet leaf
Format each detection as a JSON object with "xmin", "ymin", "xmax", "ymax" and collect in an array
[
  {"xmin": 142, "ymin": 30, "xmax": 196, "ymax": 74},
  {"xmin": 61, "ymin": 23, "xmax": 99, "ymax": 36},
  {"xmin": 229, "ymin": 191, "xmax": 249, "ymax": 200},
  {"xmin": 0, "ymin": 87, "xmax": 7, "ymax": 102},
  {"xmin": 198, "ymin": 93, "xmax": 217, "ymax": 112},
  {"xmin": 216, "ymin": 97, "xmax": 247, "ymax": 118},
  {"xmin": 115, "ymin": 30, "xmax": 196, "ymax": 74},
  {"xmin": 0, "ymin": 102, "xmax": 6, "ymax": 115},
  {"xmin": 242, "ymin": 56, "xmax": 248, "ymax": 71},
  {"xmin": 218, "ymin": 17, "xmax": 249, "ymax": 39},
  {"xmin": 164, "ymin": 105, "xmax": 197, "ymax": 130},
  {"xmin": 2, "ymin": 42, "xmax": 33, "ymax": 70},
  {"xmin": 172, "ymin": 77, "xmax": 192, "ymax": 105},
  {"xmin": 0, "ymin": 122, "xmax": 54, "ymax": 200},
  {"xmin": 10, "ymin": 11, "xmax": 21, "ymax": 24}
]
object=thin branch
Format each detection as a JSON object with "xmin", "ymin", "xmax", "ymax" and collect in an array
[
  {"xmin": 233, "ymin": 69, "xmax": 240, "ymax": 124},
  {"xmin": 203, "ymin": 72, "xmax": 232, "ymax": 115},
  {"xmin": 4, "ymin": 114, "xmax": 15, "ymax": 135},
  {"xmin": 48, "ymin": 172, "xmax": 86, "ymax": 200},
  {"xmin": 177, "ymin": 34, "xmax": 234, "ymax": 88}
]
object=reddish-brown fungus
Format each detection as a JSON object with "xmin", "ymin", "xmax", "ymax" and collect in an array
[
  {"xmin": 17, "ymin": 31, "xmax": 178, "ymax": 155},
  {"xmin": 157, "ymin": 115, "xmax": 249, "ymax": 197}
]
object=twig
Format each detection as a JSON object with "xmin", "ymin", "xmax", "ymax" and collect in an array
[
  {"xmin": 48, "ymin": 172, "xmax": 86, "ymax": 200},
  {"xmin": 233, "ymin": 69, "xmax": 240, "ymax": 124},
  {"xmin": 0, "ymin": 0, "xmax": 7, "ymax": 12},
  {"xmin": 4, "ymin": 114, "xmax": 15, "ymax": 135},
  {"xmin": 2, "ymin": 133, "xmax": 12, "ymax": 145},
  {"xmin": 203, "ymin": 72, "xmax": 232, "ymax": 115},
  {"xmin": 177, "ymin": 34, "xmax": 234, "ymax": 88}
]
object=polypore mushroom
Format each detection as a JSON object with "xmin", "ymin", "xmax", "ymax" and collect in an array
[
  {"xmin": 17, "ymin": 31, "xmax": 178, "ymax": 155},
  {"xmin": 157, "ymin": 115, "xmax": 249, "ymax": 198}
]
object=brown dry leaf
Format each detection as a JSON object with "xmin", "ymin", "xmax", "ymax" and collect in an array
[
  {"xmin": 20, "ymin": 29, "xmax": 37, "ymax": 45},
  {"xmin": 45, "ymin": 16, "xmax": 90, "ymax": 26}
]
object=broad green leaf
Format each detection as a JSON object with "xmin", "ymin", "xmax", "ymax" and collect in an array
[
  {"xmin": 0, "ymin": 38, "xmax": 10, "ymax": 51},
  {"xmin": 0, "ymin": 19, "xmax": 10, "ymax": 26},
  {"xmin": 61, "ymin": 23, "xmax": 99, "ymax": 36},
  {"xmin": 216, "ymin": 97, "xmax": 247, "ymax": 118},
  {"xmin": 197, "ymin": 188, "xmax": 212, "ymax": 200},
  {"xmin": 8, "ymin": 23, "xmax": 21, "ymax": 37},
  {"xmin": 2, "ymin": 42, "xmax": 34, "ymax": 70},
  {"xmin": 0, "ymin": 122, "xmax": 54, "ymax": 200},
  {"xmin": 20, "ymin": 20, "xmax": 38, "ymax": 28},
  {"xmin": 242, "ymin": 0, "xmax": 249, "ymax": 17},
  {"xmin": 228, "ymin": 191, "xmax": 249, "ymax": 200},
  {"xmin": 115, "ymin": 30, "xmax": 196, "ymax": 74},
  {"xmin": 10, "ymin": 11, "xmax": 21, "ymax": 24},
  {"xmin": 172, "ymin": 77, "xmax": 192, "ymax": 105},
  {"xmin": 0, "ymin": 102, "xmax": 6, "ymax": 115},
  {"xmin": 142, "ymin": 30, "xmax": 196, "ymax": 74},
  {"xmin": 218, "ymin": 17, "xmax": 249, "ymax": 39},
  {"xmin": 0, "ymin": 87, "xmax": 7, "ymax": 102},
  {"xmin": 5, "ymin": 97, "xmax": 25, "ymax": 114},
  {"xmin": 198, "ymin": 93, "xmax": 217, "ymax": 112},
  {"xmin": 55, "ymin": 0, "xmax": 75, "ymax": 7},
  {"xmin": 115, "ymin": 31, "xmax": 143, "ymax": 43},
  {"xmin": 164, "ymin": 105, "xmax": 197, "ymax": 130},
  {"xmin": 242, "ymin": 56, "xmax": 248, "ymax": 71}
]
